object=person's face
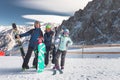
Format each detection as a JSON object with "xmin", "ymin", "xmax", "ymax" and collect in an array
[
  {"xmin": 64, "ymin": 32, "xmax": 69, "ymax": 36},
  {"xmin": 38, "ymin": 37, "xmax": 43, "ymax": 43},
  {"xmin": 35, "ymin": 23, "xmax": 40, "ymax": 28},
  {"xmin": 46, "ymin": 28, "xmax": 51, "ymax": 32},
  {"xmin": 38, "ymin": 38, "xmax": 42, "ymax": 43}
]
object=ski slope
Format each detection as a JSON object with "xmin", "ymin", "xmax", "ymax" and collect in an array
[{"xmin": 1, "ymin": 53, "xmax": 120, "ymax": 80}]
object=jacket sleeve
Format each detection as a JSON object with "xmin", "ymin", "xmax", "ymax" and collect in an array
[
  {"xmin": 19, "ymin": 29, "xmax": 33, "ymax": 38},
  {"xmin": 41, "ymin": 31, "xmax": 43, "ymax": 37},
  {"xmin": 43, "ymin": 33, "xmax": 47, "ymax": 43},
  {"xmin": 51, "ymin": 31, "xmax": 54, "ymax": 36},
  {"xmin": 68, "ymin": 37, "xmax": 73, "ymax": 46},
  {"xmin": 39, "ymin": 28, "xmax": 43, "ymax": 37}
]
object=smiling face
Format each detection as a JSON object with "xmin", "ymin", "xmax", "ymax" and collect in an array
[
  {"xmin": 46, "ymin": 28, "xmax": 51, "ymax": 32},
  {"xmin": 34, "ymin": 21, "xmax": 41, "ymax": 28},
  {"xmin": 38, "ymin": 36, "xmax": 43, "ymax": 44}
]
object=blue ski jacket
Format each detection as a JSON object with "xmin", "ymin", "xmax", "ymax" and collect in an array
[{"xmin": 20, "ymin": 28, "xmax": 43, "ymax": 49}]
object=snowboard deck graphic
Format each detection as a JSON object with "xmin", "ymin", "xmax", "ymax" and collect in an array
[{"xmin": 37, "ymin": 43, "xmax": 46, "ymax": 73}]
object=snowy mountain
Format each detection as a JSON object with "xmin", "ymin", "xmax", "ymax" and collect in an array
[
  {"xmin": 60, "ymin": 0, "xmax": 120, "ymax": 44},
  {"xmin": 0, "ymin": 25, "xmax": 32, "ymax": 55}
]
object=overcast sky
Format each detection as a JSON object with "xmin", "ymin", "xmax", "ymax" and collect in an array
[{"xmin": 0, "ymin": 0, "xmax": 92, "ymax": 26}]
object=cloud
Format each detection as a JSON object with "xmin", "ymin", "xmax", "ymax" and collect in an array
[
  {"xmin": 22, "ymin": 15, "xmax": 69, "ymax": 24},
  {"xmin": 16, "ymin": 0, "xmax": 92, "ymax": 14}
]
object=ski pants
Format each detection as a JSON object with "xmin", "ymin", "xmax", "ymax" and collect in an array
[
  {"xmin": 45, "ymin": 45, "xmax": 56, "ymax": 65},
  {"xmin": 22, "ymin": 46, "xmax": 38, "ymax": 68},
  {"xmin": 55, "ymin": 49, "xmax": 67, "ymax": 68}
]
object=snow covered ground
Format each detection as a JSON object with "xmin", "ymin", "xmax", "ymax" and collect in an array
[{"xmin": 1, "ymin": 55, "xmax": 120, "ymax": 80}]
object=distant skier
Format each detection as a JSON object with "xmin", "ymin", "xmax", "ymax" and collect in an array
[
  {"xmin": 44, "ymin": 25, "xmax": 56, "ymax": 67},
  {"xmin": 12, "ymin": 23, "xmax": 25, "ymax": 60},
  {"xmin": 53, "ymin": 29, "xmax": 73, "ymax": 75},
  {"xmin": 16, "ymin": 21, "xmax": 43, "ymax": 70}
]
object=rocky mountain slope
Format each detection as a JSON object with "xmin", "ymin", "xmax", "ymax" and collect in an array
[{"xmin": 60, "ymin": 0, "xmax": 120, "ymax": 44}]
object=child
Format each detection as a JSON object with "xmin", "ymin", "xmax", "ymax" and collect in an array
[
  {"xmin": 53, "ymin": 29, "xmax": 73, "ymax": 73},
  {"xmin": 44, "ymin": 25, "xmax": 56, "ymax": 66}
]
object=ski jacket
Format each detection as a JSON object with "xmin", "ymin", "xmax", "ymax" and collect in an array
[
  {"xmin": 20, "ymin": 28, "xmax": 43, "ymax": 49},
  {"xmin": 58, "ymin": 35, "xmax": 73, "ymax": 51},
  {"xmin": 44, "ymin": 30, "xmax": 54, "ymax": 47}
]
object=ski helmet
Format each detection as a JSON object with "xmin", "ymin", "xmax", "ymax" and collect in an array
[
  {"xmin": 46, "ymin": 25, "xmax": 51, "ymax": 29},
  {"xmin": 64, "ymin": 29, "xmax": 69, "ymax": 34}
]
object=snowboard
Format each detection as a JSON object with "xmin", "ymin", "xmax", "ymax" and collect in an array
[
  {"xmin": 13, "ymin": 29, "xmax": 25, "ymax": 60},
  {"xmin": 37, "ymin": 43, "xmax": 46, "ymax": 73}
]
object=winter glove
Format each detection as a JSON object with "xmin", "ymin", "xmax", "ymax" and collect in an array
[
  {"xmin": 14, "ymin": 35, "xmax": 17, "ymax": 39},
  {"xmin": 15, "ymin": 35, "xmax": 21, "ymax": 39},
  {"xmin": 34, "ymin": 49, "xmax": 38, "ymax": 54}
]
